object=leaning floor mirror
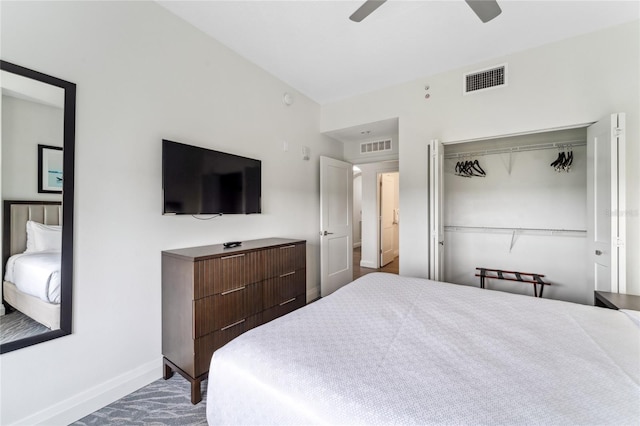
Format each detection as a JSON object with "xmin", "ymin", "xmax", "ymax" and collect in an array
[{"xmin": 0, "ymin": 60, "xmax": 76, "ymax": 354}]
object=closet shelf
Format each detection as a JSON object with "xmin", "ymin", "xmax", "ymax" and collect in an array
[
  {"xmin": 444, "ymin": 140, "xmax": 586, "ymax": 159},
  {"xmin": 444, "ymin": 225, "xmax": 587, "ymax": 236}
]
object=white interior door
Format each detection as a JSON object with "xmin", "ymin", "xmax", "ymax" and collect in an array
[
  {"xmin": 380, "ymin": 173, "xmax": 395, "ymax": 267},
  {"xmin": 587, "ymin": 113, "xmax": 626, "ymax": 294},
  {"xmin": 320, "ymin": 156, "xmax": 353, "ymax": 297},
  {"xmin": 428, "ymin": 139, "xmax": 444, "ymax": 281}
]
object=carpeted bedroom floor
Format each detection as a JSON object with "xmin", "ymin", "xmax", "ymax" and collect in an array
[
  {"xmin": 0, "ymin": 309, "xmax": 50, "ymax": 344},
  {"xmin": 72, "ymin": 375, "xmax": 208, "ymax": 425},
  {"xmin": 0, "ymin": 309, "xmax": 208, "ymax": 426}
]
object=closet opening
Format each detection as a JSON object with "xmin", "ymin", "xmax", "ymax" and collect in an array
[
  {"xmin": 442, "ymin": 127, "xmax": 590, "ymax": 304},
  {"xmin": 431, "ymin": 115, "xmax": 626, "ymax": 305}
]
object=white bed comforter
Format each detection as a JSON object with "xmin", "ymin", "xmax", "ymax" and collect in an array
[
  {"xmin": 4, "ymin": 251, "xmax": 61, "ymax": 304},
  {"xmin": 207, "ymin": 273, "xmax": 640, "ymax": 425}
]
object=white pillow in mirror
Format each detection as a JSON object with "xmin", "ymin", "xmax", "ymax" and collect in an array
[{"xmin": 25, "ymin": 220, "xmax": 62, "ymax": 252}]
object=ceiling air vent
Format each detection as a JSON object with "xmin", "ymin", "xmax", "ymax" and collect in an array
[
  {"xmin": 464, "ymin": 64, "xmax": 507, "ymax": 94},
  {"xmin": 360, "ymin": 139, "xmax": 392, "ymax": 154}
]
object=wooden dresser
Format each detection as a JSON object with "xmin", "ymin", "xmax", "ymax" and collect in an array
[{"xmin": 161, "ymin": 238, "xmax": 306, "ymax": 403}]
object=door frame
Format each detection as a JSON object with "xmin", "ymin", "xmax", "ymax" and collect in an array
[
  {"xmin": 587, "ymin": 113, "xmax": 626, "ymax": 294},
  {"xmin": 428, "ymin": 139, "xmax": 443, "ymax": 281},
  {"xmin": 379, "ymin": 171, "xmax": 399, "ymax": 267},
  {"xmin": 353, "ymin": 161, "xmax": 399, "ymax": 270}
]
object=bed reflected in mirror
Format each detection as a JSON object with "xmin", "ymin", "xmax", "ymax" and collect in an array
[{"xmin": 0, "ymin": 61, "xmax": 75, "ymax": 354}]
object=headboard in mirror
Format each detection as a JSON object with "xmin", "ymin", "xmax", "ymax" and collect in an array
[
  {"xmin": 0, "ymin": 61, "xmax": 76, "ymax": 354},
  {"xmin": 2, "ymin": 201, "xmax": 62, "ymax": 330}
]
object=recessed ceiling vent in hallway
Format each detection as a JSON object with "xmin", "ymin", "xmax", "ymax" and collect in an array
[
  {"xmin": 464, "ymin": 64, "xmax": 506, "ymax": 94},
  {"xmin": 360, "ymin": 139, "xmax": 392, "ymax": 154}
]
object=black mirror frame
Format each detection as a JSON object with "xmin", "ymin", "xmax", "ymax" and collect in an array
[{"xmin": 0, "ymin": 60, "xmax": 75, "ymax": 354}]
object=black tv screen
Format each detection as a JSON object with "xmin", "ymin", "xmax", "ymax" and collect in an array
[{"xmin": 162, "ymin": 140, "xmax": 261, "ymax": 215}]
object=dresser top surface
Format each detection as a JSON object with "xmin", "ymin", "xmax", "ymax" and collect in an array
[{"xmin": 162, "ymin": 237, "xmax": 305, "ymax": 261}]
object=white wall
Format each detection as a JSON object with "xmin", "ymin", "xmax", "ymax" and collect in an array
[
  {"xmin": 0, "ymin": 2, "xmax": 342, "ymax": 424},
  {"xmin": 2, "ymin": 95, "xmax": 64, "ymax": 201},
  {"xmin": 445, "ymin": 147, "xmax": 587, "ymax": 230},
  {"xmin": 321, "ymin": 20, "xmax": 640, "ymax": 296},
  {"xmin": 343, "ymin": 128, "xmax": 399, "ymax": 164}
]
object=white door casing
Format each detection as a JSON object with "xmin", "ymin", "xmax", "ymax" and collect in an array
[
  {"xmin": 380, "ymin": 173, "xmax": 395, "ymax": 267},
  {"xmin": 320, "ymin": 156, "xmax": 353, "ymax": 297},
  {"xmin": 428, "ymin": 139, "xmax": 444, "ymax": 281},
  {"xmin": 587, "ymin": 113, "xmax": 626, "ymax": 294}
]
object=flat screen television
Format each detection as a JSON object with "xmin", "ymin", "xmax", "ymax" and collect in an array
[{"xmin": 162, "ymin": 139, "xmax": 261, "ymax": 215}]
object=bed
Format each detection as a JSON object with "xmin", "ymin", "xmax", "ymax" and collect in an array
[
  {"xmin": 2, "ymin": 200, "xmax": 62, "ymax": 330},
  {"xmin": 206, "ymin": 272, "xmax": 640, "ymax": 425}
]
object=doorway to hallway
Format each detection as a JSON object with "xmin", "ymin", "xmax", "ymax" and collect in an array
[
  {"xmin": 352, "ymin": 165, "xmax": 399, "ymax": 276},
  {"xmin": 353, "ymin": 247, "xmax": 399, "ymax": 279}
]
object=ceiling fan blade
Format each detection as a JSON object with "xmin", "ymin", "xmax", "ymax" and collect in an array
[
  {"xmin": 349, "ymin": 0, "xmax": 387, "ymax": 22},
  {"xmin": 465, "ymin": 0, "xmax": 502, "ymax": 23}
]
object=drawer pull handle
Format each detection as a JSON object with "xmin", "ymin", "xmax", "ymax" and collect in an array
[
  {"xmin": 221, "ymin": 253, "xmax": 245, "ymax": 260},
  {"xmin": 221, "ymin": 286, "xmax": 246, "ymax": 295},
  {"xmin": 279, "ymin": 271, "xmax": 295, "ymax": 278},
  {"xmin": 220, "ymin": 319, "xmax": 245, "ymax": 331},
  {"xmin": 279, "ymin": 245, "xmax": 295, "ymax": 249},
  {"xmin": 279, "ymin": 297, "xmax": 296, "ymax": 306}
]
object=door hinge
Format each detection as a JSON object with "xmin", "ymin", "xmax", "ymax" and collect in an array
[
  {"xmin": 614, "ymin": 127, "xmax": 624, "ymax": 137},
  {"xmin": 616, "ymin": 238, "xmax": 624, "ymax": 248}
]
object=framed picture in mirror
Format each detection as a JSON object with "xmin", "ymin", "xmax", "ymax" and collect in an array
[{"xmin": 38, "ymin": 144, "xmax": 63, "ymax": 193}]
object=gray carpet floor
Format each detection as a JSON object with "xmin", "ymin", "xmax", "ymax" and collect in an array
[
  {"xmin": 72, "ymin": 375, "xmax": 207, "ymax": 426},
  {"xmin": 0, "ymin": 309, "xmax": 51, "ymax": 344}
]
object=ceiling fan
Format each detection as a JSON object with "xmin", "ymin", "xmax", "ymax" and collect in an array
[{"xmin": 349, "ymin": 0, "xmax": 502, "ymax": 23}]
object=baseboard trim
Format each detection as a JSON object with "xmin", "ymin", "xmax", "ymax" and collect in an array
[
  {"xmin": 360, "ymin": 260, "xmax": 377, "ymax": 269},
  {"xmin": 307, "ymin": 286, "xmax": 320, "ymax": 303},
  {"xmin": 11, "ymin": 357, "xmax": 162, "ymax": 426}
]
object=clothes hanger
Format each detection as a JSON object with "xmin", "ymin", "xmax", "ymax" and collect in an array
[
  {"xmin": 471, "ymin": 159, "xmax": 486, "ymax": 176},
  {"xmin": 550, "ymin": 151, "xmax": 565, "ymax": 170},
  {"xmin": 564, "ymin": 150, "xmax": 573, "ymax": 171},
  {"xmin": 455, "ymin": 158, "xmax": 471, "ymax": 177}
]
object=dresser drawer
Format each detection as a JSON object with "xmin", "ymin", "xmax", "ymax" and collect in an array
[
  {"xmin": 262, "ymin": 295, "xmax": 305, "ymax": 324},
  {"xmin": 262, "ymin": 243, "xmax": 306, "ymax": 279},
  {"xmin": 194, "ymin": 313, "xmax": 262, "ymax": 377},
  {"xmin": 193, "ymin": 251, "xmax": 262, "ymax": 298},
  {"xmin": 193, "ymin": 283, "xmax": 261, "ymax": 337},
  {"xmin": 263, "ymin": 269, "xmax": 306, "ymax": 309}
]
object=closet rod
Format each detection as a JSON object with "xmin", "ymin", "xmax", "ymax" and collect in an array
[
  {"xmin": 444, "ymin": 139, "xmax": 586, "ymax": 159},
  {"xmin": 444, "ymin": 225, "xmax": 587, "ymax": 235}
]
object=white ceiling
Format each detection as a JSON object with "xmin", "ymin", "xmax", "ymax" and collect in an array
[{"xmin": 158, "ymin": 1, "xmax": 639, "ymax": 106}]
